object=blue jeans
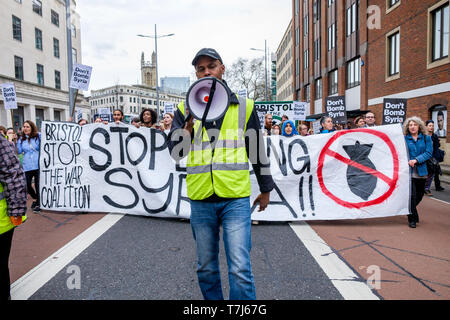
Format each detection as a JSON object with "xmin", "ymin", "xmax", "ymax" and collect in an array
[{"xmin": 190, "ymin": 197, "xmax": 256, "ymax": 300}]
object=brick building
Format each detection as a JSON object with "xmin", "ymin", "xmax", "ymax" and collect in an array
[{"xmin": 291, "ymin": 0, "xmax": 450, "ymax": 166}]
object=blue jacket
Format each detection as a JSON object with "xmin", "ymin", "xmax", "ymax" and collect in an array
[
  {"xmin": 405, "ymin": 133, "xmax": 432, "ymax": 177},
  {"xmin": 16, "ymin": 133, "xmax": 41, "ymax": 172}
]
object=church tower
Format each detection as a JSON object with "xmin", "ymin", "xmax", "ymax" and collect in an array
[{"xmin": 141, "ymin": 52, "xmax": 157, "ymax": 88}]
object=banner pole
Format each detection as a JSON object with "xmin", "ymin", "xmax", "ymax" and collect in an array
[{"xmin": 71, "ymin": 89, "xmax": 79, "ymax": 120}]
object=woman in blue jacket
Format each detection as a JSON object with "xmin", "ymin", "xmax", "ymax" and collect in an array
[
  {"xmin": 16, "ymin": 121, "xmax": 41, "ymax": 213},
  {"xmin": 403, "ymin": 117, "xmax": 432, "ymax": 228}
]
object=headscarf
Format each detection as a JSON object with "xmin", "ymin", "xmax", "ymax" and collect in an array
[{"xmin": 281, "ymin": 120, "xmax": 299, "ymax": 137}]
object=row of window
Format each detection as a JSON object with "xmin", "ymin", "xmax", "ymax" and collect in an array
[
  {"xmin": 297, "ymin": 1, "xmax": 448, "ymax": 99},
  {"xmin": 91, "ymin": 97, "xmax": 166, "ymax": 107},
  {"xmin": 12, "ymin": 15, "xmax": 78, "ymax": 62},
  {"xmin": 14, "ymin": 55, "xmax": 61, "ymax": 89}
]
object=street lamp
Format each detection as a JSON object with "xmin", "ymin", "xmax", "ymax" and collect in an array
[
  {"xmin": 250, "ymin": 39, "xmax": 268, "ymax": 101},
  {"xmin": 137, "ymin": 25, "xmax": 174, "ymax": 121}
]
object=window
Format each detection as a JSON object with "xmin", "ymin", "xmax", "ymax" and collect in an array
[
  {"xmin": 346, "ymin": 2, "xmax": 358, "ymax": 36},
  {"xmin": 314, "ymin": 38, "xmax": 320, "ymax": 61},
  {"xmin": 14, "ymin": 56, "xmax": 23, "ymax": 80},
  {"xmin": 328, "ymin": 0, "xmax": 334, "ymax": 6},
  {"xmin": 51, "ymin": 10, "xmax": 59, "ymax": 27},
  {"xmin": 72, "ymin": 48, "xmax": 77, "ymax": 63},
  {"xmin": 296, "ymin": 27, "xmax": 299, "ymax": 46},
  {"xmin": 305, "ymin": 85, "xmax": 310, "ymax": 102},
  {"xmin": 329, "ymin": 69, "xmax": 338, "ymax": 95},
  {"xmin": 295, "ymin": 0, "xmax": 300, "ymax": 15},
  {"xmin": 388, "ymin": 31, "xmax": 400, "ymax": 76},
  {"xmin": 328, "ymin": 23, "xmax": 336, "ymax": 51},
  {"xmin": 71, "ymin": 24, "xmax": 76, "ymax": 38},
  {"xmin": 12, "ymin": 15, "xmax": 22, "ymax": 41},
  {"xmin": 32, "ymin": 0, "xmax": 42, "ymax": 16},
  {"xmin": 313, "ymin": 1, "xmax": 321, "ymax": 22},
  {"xmin": 303, "ymin": 15, "xmax": 309, "ymax": 36},
  {"xmin": 432, "ymin": 4, "xmax": 449, "ymax": 61},
  {"xmin": 35, "ymin": 28, "xmax": 43, "ymax": 50},
  {"xmin": 315, "ymin": 78, "xmax": 322, "ymax": 99},
  {"xmin": 37, "ymin": 64, "xmax": 44, "ymax": 86},
  {"xmin": 347, "ymin": 57, "xmax": 361, "ymax": 88},
  {"xmin": 304, "ymin": 49, "xmax": 309, "ymax": 69},
  {"xmin": 53, "ymin": 38, "xmax": 60, "ymax": 58},
  {"xmin": 55, "ymin": 70, "xmax": 61, "ymax": 89},
  {"xmin": 120, "ymin": 96, "xmax": 124, "ymax": 103}
]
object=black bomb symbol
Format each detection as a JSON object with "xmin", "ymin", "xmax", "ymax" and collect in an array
[{"xmin": 342, "ymin": 141, "xmax": 377, "ymax": 201}]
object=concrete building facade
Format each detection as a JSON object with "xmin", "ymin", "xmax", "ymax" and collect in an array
[
  {"xmin": 0, "ymin": 0, "xmax": 88, "ymax": 130},
  {"xmin": 89, "ymin": 84, "xmax": 184, "ymax": 120},
  {"xmin": 276, "ymin": 19, "xmax": 294, "ymax": 101}
]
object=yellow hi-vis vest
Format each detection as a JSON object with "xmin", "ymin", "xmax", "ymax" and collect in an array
[
  {"xmin": 177, "ymin": 95, "xmax": 254, "ymax": 200},
  {"xmin": 0, "ymin": 183, "xmax": 27, "ymax": 235}
]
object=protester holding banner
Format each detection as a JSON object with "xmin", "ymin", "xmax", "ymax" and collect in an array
[
  {"xmin": 271, "ymin": 124, "xmax": 281, "ymax": 135},
  {"xmin": 139, "ymin": 108, "xmax": 157, "ymax": 128},
  {"xmin": 113, "ymin": 109, "xmax": 125, "ymax": 124},
  {"xmin": 168, "ymin": 48, "xmax": 274, "ymax": 300},
  {"xmin": 364, "ymin": 112, "xmax": 377, "ymax": 127},
  {"xmin": 424, "ymin": 120, "xmax": 445, "ymax": 194},
  {"xmin": 163, "ymin": 113, "xmax": 173, "ymax": 134},
  {"xmin": 319, "ymin": 116, "xmax": 335, "ymax": 134},
  {"xmin": 77, "ymin": 119, "xmax": 88, "ymax": 126},
  {"xmin": 281, "ymin": 120, "xmax": 299, "ymax": 137},
  {"xmin": 131, "ymin": 117, "xmax": 140, "ymax": 128},
  {"xmin": 264, "ymin": 113, "xmax": 273, "ymax": 136},
  {"xmin": 354, "ymin": 116, "xmax": 366, "ymax": 128},
  {"xmin": 297, "ymin": 124, "xmax": 308, "ymax": 136},
  {"xmin": 0, "ymin": 135, "xmax": 27, "ymax": 300},
  {"xmin": 403, "ymin": 117, "xmax": 433, "ymax": 228},
  {"xmin": 16, "ymin": 121, "xmax": 41, "ymax": 213}
]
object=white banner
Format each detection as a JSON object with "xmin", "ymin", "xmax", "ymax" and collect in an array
[
  {"xmin": 39, "ymin": 121, "xmax": 410, "ymax": 221},
  {"xmin": 1, "ymin": 83, "xmax": 18, "ymax": 110}
]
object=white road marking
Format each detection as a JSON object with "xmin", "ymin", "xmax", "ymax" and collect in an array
[
  {"xmin": 10, "ymin": 213, "xmax": 124, "ymax": 300},
  {"xmin": 289, "ymin": 221, "xmax": 380, "ymax": 300},
  {"xmin": 429, "ymin": 196, "xmax": 450, "ymax": 205}
]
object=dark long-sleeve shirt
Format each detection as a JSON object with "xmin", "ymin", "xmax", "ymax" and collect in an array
[
  {"xmin": 168, "ymin": 90, "xmax": 275, "ymax": 201},
  {"xmin": 0, "ymin": 135, "xmax": 27, "ymax": 217}
]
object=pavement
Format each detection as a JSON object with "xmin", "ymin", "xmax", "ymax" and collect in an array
[{"xmin": 8, "ymin": 182, "xmax": 450, "ymax": 300}]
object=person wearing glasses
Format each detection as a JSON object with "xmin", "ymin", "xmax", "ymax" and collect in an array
[{"xmin": 364, "ymin": 112, "xmax": 376, "ymax": 127}]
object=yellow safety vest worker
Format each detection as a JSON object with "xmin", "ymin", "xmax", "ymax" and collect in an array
[
  {"xmin": 177, "ymin": 95, "xmax": 254, "ymax": 200},
  {"xmin": 0, "ymin": 183, "xmax": 27, "ymax": 235}
]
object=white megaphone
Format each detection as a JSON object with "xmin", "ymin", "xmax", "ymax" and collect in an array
[{"xmin": 186, "ymin": 77, "xmax": 230, "ymax": 122}]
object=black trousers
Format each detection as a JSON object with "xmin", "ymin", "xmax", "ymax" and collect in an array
[
  {"xmin": 409, "ymin": 178, "xmax": 426, "ymax": 223},
  {"xmin": 25, "ymin": 169, "xmax": 40, "ymax": 207},
  {"xmin": 0, "ymin": 228, "xmax": 14, "ymax": 300}
]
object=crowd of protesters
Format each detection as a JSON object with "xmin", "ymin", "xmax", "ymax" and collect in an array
[
  {"xmin": 0, "ymin": 110, "xmax": 446, "ymax": 235},
  {"xmin": 260, "ymin": 111, "xmax": 446, "ymax": 228}
]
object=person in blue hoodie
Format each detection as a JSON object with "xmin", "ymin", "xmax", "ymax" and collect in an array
[
  {"xmin": 403, "ymin": 116, "xmax": 432, "ymax": 228},
  {"xmin": 281, "ymin": 120, "xmax": 299, "ymax": 137},
  {"xmin": 16, "ymin": 120, "xmax": 41, "ymax": 213}
]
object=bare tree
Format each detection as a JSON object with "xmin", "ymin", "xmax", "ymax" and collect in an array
[{"xmin": 224, "ymin": 57, "xmax": 266, "ymax": 101}]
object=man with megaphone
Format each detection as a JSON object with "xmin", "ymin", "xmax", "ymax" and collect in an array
[{"xmin": 168, "ymin": 48, "xmax": 275, "ymax": 300}]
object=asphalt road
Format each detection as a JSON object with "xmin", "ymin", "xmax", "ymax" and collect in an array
[{"xmin": 28, "ymin": 216, "xmax": 343, "ymax": 300}]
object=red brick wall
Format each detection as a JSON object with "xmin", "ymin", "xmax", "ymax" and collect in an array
[{"xmin": 368, "ymin": 0, "xmax": 450, "ymax": 98}]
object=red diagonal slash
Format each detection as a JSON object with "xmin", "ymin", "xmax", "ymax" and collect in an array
[
  {"xmin": 325, "ymin": 149, "xmax": 394, "ymax": 186},
  {"xmin": 317, "ymin": 128, "xmax": 400, "ymax": 209}
]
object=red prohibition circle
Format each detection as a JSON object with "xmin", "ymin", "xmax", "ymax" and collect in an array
[{"xmin": 317, "ymin": 128, "xmax": 399, "ymax": 209}]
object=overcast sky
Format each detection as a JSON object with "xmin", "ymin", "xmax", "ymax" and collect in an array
[{"xmin": 76, "ymin": 0, "xmax": 292, "ymax": 95}]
